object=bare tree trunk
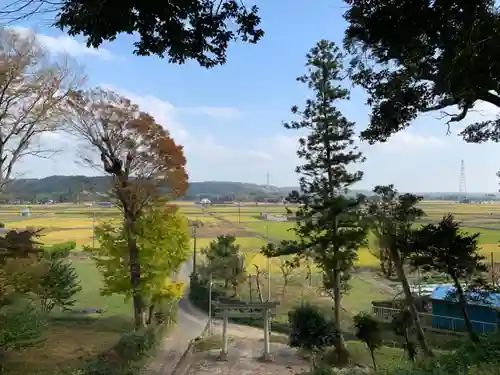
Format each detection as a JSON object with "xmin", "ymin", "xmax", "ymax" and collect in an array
[
  {"xmin": 254, "ymin": 266, "xmax": 264, "ymax": 303},
  {"xmin": 332, "ymin": 268, "xmax": 349, "ymax": 364},
  {"xmin": 391, "ymin": 248, "xmax": 433, "ymax": 357},
  {"xmin": 378, "ymin": 248, "xmax": 387, "ymax": 275},
  {"xmin": 125, "ymin": 214, "xmax": 145, "ymax": 329},
  {"xmin": 452, "ymin": 274, "xmax": 479, "ymax": 343},
  {"xmin": 370, "ymin": 348, "xmax": 377, "ymax": 371}
]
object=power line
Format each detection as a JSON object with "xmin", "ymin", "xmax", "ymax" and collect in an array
[{"xmin": 459, "ymin": 159, "xmax": 467, "ymax": 203}]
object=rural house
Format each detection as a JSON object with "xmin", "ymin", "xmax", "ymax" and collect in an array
[{"xmin": 431, "ymin": 285, "xmax": 500, "ymax": 334}]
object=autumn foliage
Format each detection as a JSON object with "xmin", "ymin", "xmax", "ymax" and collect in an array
[{"xmin": 67, "ymin": 87, "xmax": 189, "ymax": 328}]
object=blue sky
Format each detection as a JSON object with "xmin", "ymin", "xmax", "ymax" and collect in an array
[{"xmin": 11, "ymin": 0, "xmax": 500, "ymax": 192}]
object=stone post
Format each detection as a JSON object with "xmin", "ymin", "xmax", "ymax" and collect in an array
[
  {"xmin": 218, "ymin": 311, "xmax": 229, "ymax": 361},
  {"xmin": 261, "ymin": 308, "xmax": 273, "ymax": 361}
]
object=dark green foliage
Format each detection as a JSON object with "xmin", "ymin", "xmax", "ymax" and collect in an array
[
  {"xmin": 353, "ymin": 313, "xmax": 382, "ymax": 369},
  {"xmin": 202, "ymin": 235, "xmax": 246, "ymax": 292},
  {"xmin": 288, "ymin": 304, "xmax": 337, "ymax": 352},
  {"xmin": 384, "ymin": 334, "xmax": 500, "ymax": 375},
  {"xmin": 114, "ymin": 329, "xmax": 156, "ymax": 362},
  {"xmin": 53, "ymin": 0, "xmax": 263, "ymax": 67},
  {"xmin": 410, "ymin": 215, "xmax": 486, "ymax": 342},
  {"xmin": 79, "ymin": 325, "xmax": 166, "ymax": 375},
  {"xmin": 0, "ymin": 298, "xmax": 46, "ymax": 353},
  {"xmin": 262, "ymin": 40, "xmax": 367, "ymax": 361},
  {"xmin": 343, "ymin": 0, "xmax": 500, "ymax": 144},
  {"xmin": 45, "ymin": 241, "xmax": 77, "ymax": 253},
  {"xmin": 38, "ymin": 249, "xmax": 82, "ymax": 313},
  {"xmin": 410, "ymin": 215, "xmax": 486, "ymax": 278},
  {"xmin": 0, "ymin": 228, "xmax": 44, "ymax": 263}
]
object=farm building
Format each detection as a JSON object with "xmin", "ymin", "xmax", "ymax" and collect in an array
[
  {"xmin": 99, "ymin": 202, "xmax": 113, "ymax": 208},
  {"xmin": 20, "ymin": 207, "xmax": 31, "ymax": 217},
  {"xmin": 431, "ymin": 285, "xmax": 500, "ymax": 334}
]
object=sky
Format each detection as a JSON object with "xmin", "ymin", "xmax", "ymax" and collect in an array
[{"xmin": 8, "ymin": 0, "xmax": 500, "ymax": 193}]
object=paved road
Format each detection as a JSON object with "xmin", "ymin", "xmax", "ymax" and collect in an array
[{"xmin": 144, "ymin": 258, "xmax": 208, "ymax": 375}]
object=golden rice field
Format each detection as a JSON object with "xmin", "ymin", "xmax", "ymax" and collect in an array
[{"xmin": 2, "ymin": 201, "xmax": 500, "ymax": 265}]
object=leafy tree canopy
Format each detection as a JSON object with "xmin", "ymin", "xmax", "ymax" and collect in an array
[
  {"xmin": 343, "ymin": 0, "xmax": 500, "ymax": 144},
  {"xmin": 410, "ymin": 214, "xmax": 486, "ymax": 278},
  {"xmin": 48, "ymin": 0, "xmax": 263, "ymax": 67},
  {"xmin": 88, "ymin": 202, "xmax": 190, "ymax": 299}
]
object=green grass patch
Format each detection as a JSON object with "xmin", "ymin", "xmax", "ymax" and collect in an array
[
  {"xmin": 245, "ymin": 221, "xmax": 297, "ymax": 240},
  {"xmin": 2, "ymin": 258, "xmax": 132, "ymax": 375}
]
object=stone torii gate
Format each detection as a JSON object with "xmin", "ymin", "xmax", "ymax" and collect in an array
[{"xmin": 212, "ymin": 301, "xmax": 279, "ymax": 361}]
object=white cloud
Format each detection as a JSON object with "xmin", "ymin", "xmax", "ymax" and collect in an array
[
  {"xmin": 100, "ymin": 84, "xmax": 188, "ymax": 142},
  {"xmin": 194, "ymin": 106, "xmax": 240, "ymax": 119},
  {"xmin": 373, "ymin": 131, "xmax": 447, "ymax": 153},
  {"xmin": 11, "ymin": 27, "xmax": 115, "ymax": 60},
  {"xmin": 97, "ymin": 85, "xmax": 271, "ymax": 168}
]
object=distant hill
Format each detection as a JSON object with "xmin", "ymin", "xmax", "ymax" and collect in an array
[
  {"xmin": 3, "ymin": 175, "xmax": 496, "ymax": 204},
  {"xmin": 3, "ymin": 175, "xmax": 300, "ymax": 203}
]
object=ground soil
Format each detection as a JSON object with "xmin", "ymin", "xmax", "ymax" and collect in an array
[{"xmin": 185, "ymin": 338, "xmax": 308, "ymax": 375}]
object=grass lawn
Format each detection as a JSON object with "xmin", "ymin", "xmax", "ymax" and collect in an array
[
  {"xmin": 460, "ymin": 227, "xmax": 500, "ymax": 244},
  {"xmin": 2, "ymin": 259, "xmax": 132, "ymax": 375},
  {"xmin": 225, "ymin": 261, "xmax": 395, "ymax": 331},
  {"xmin": 245, "ymin": 221, "xmax": 297, "ymax": 240}
]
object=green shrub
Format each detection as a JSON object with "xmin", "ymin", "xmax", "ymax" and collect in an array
[
  {"xmin": 46, "ymin": 241, "xmax": 77, "ymax": 253},
  {"xmin": 38, "ymin": 250, "xmax": 82, "ymax": 312},
  {"xmin": 114, "ymin": 329, "xmax": 156, "ymax": 362},
  {"xmin": 379, "ymin": 334, "xmax": 500, "ymax": 375},
  {"xmin": 0, "ymin": 298, "xmax": 46, "ymax": 352},
  {"xmin": 289, "ymin": 304, "xmax": 337, "ymax": 352}
]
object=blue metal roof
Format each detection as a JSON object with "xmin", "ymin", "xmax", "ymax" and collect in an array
[{"xmin": 431, "ymin": 285, "xmax": 500, "ymax": 308}]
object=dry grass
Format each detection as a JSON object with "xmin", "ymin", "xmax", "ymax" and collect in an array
[
  {"xmin": 185, "ymin": 214, "xmax": 218, "ymax": 223},
  {"xmin": 8, "ymin": 217, "xmax": 95, "ymax": 229},
  {"xmin": 3, "ymin": 321, "xmax": 126, "ymax": 374},
  {"xmin": 40, "ymin": 229, "xmax": 94, "ymax": 248},
  {"xmin": 220, "ymin": 215, "xmax": 263, "ymax": 222}
]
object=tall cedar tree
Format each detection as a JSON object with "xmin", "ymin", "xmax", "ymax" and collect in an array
[
  {"xmin": 67, "ymin": 88, "xmax": 188, "ymax": 329},
  {"xmin": 410, "ymin": 215, "xmax": 486, "ymax": 343},
  {"xmin": 262, "ymin": 40, "xmax": 367, "ymax": 362},
  {"xmin": 368, "ymin": 185, "xmax": 433, "ymax": 357},
  {"xmin": 367, "ymin": 185, "xmax": 397, "ymax": 278},
  {"xmin": 1, "ymin": 0, "xmax": 263, "ymax": 67},
  {"xmin": 343, "ymin": 0, "xmax": 500, "ymax": 145}
]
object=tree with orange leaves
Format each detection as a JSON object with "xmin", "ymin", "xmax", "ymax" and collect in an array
[{"xmin": 66, "ymin": 88, "xmax": 188, "ymax": 328}]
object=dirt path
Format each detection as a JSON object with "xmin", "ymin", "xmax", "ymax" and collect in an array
[
  {"xmin": 143, "ymin": 259, "xmax": 277, "ymax": 375},
  {"xmin": 185, "ymin": 338, "xmax": 308, "ymax": 375}
]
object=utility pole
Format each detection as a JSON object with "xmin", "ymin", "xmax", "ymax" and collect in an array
[
  {"xmin": 238, "ymin": 201, "xmax": 241, "ymax": 224},
  {"xmin": 92, "ymin": 212, "xmax": 96, "ymax": 248},
  {"xmin": 208, "ymin": 274, "xmax": 213, "ymax": 336},
  {"xmin": 192, "ymin": 223, "xmax": 197, "ymax": 276},
  {"xmin": 265, "ymin": 224, "xmax": 272, "ymax": 339}
]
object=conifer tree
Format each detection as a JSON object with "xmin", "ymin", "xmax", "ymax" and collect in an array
[{"xmin": 262, "ymin": 40, "xmax": 367, "ymax": 362}]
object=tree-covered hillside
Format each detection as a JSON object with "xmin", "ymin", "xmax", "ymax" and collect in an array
[{"xmin": 3, "ymin": 175, "xmax": 298, "ymax": 203}]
